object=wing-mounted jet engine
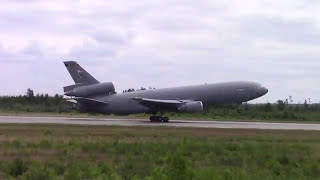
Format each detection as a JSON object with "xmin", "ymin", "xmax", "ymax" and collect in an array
[{"xmin": 178, "ymin": 101, "xmax": 203, "ymax": 112}]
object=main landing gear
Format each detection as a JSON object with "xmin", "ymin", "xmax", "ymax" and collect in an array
[{"xmin": 149, "ymin": 116, "xmax": 169, "ymax": 123}]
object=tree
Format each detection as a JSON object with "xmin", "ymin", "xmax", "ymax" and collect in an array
[
  {"xmin": 277, "ymin": 100, "xmax": 285, "ymax": 111},
  {"xmin": 289, "ymin": 96, "xmax": 293, "ymax": 103},
  {"xmin": 26, "ymin": 88, "xmax": 34, "ymax": 98},
  {"xmin": 264, "ymin": 102, "xmax": 272, "ymax": 112},
  {"xmin": 304, "ymin": 99, "xmax": 309, "ymax": 110}
]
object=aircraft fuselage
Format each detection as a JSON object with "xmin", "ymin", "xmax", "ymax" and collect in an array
[
  {"xmin": 89, "ymin": 81, "xmax": 268, "ymax": 115},
  {"xmin": 63, "ymin": 61, "xmax": 268, "ymax": 121}
]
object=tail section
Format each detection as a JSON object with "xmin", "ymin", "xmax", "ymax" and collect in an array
[{"xmin": 63, "ymin": 61, "xmax": 99, "ymax": 85}]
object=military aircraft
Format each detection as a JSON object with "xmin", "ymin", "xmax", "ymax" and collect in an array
[{"xmin": 63, "ymin": 61, "xmax": 268, "ymax": 122}]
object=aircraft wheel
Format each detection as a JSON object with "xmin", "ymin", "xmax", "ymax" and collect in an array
[
  {"xmin": 150, "ymin": 116, "xmax": 162, "ymax": 122},
  {"xmin": 162, "ymin": 117, "xmax": 169, "ymax": 123}
]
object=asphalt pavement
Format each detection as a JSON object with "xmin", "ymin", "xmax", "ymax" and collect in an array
[{"xmin": 0, "ymin": 116, "xmax": 320, "ymax": 130}]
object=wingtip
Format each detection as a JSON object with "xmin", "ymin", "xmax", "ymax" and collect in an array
[
  {"xmin": 131, "ymin": 97, "xmax": 142, "ymax": 100},
  {"xmin": 63, "ymin": 60, "xmax": 78, "ymax": 64}
]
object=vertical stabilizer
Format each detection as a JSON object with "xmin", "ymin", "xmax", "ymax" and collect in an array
[{"xmin": 63, "ymin": 61, "xmax": 99, "ymax": 85}]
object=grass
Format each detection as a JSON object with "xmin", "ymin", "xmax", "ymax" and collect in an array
[{"xmin": 0, "ymin": 124, "xmax": 320, "ymax": 179}]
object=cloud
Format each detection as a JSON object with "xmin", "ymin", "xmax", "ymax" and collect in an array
[
  {"xmin": 68, "ymin": 42, "xmax": 116, "ymax": 60},
  {"xmin": 0, "ymin": 0, "xmax": 319, "ymax": 103},
  {"xmin": 239, "ymin": 16, "xmax": 320, "ymax": 46}
]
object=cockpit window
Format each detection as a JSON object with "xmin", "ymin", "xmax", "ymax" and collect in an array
[{"xmin": 257, "ymin": 84, "xmax": 263, "ymax": 89}]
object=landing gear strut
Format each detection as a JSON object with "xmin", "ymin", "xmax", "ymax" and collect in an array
[{"xmin": 149, "ymin": 116, "xmax": 169, "ymax": 122}]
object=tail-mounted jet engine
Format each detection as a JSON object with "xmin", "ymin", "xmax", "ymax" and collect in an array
[
  {"xmin": 64, "ymin": 82, "xmax": 115, "ymax": 97},
  {"xmin": 178, "ymin": 101, "xmax": 203, "ymax": 112}
]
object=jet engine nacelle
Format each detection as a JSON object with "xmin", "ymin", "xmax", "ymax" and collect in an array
[
  {"xmin": 65, "ymin": 82, "xmax": 115, "ymax": 97},
  {"xmin": 178, "ymin": 101, "xmax": 203, "ymax": 112}
]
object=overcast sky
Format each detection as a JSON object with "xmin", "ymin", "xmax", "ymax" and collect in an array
[{"xmin": 0, "ymin": 0, "xmax": 319, "ymax": 103}]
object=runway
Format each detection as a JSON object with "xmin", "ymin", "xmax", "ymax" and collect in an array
[{"xmin": 0, "ymin": 116, "xmax": 320, "ymax": 130}]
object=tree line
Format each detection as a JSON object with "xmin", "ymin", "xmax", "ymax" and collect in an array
[{"xmin": 0, "ymin": 88, "xmax": 69, "ymax": 113}]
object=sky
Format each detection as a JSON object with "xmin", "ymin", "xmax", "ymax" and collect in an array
[{"xmin": 0, "ymin": 0, "xmax": 319, "ymax": 103}]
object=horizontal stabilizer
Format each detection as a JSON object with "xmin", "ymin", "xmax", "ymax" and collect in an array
[{"xmin": 75, "ymin": 97, "xmax": 109, "ymax": 106}]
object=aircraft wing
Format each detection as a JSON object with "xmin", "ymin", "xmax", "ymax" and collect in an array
[
  {"xmin": 74, "ymin": 97, "xmax": 109, "ymax": 106},
  {"xmin": 66, "ymin": 99, "xmax": 77, "ymax": 104},
  {"xmin": 132, "ymin": 97, "xmax": 187, "ymax": 110}
]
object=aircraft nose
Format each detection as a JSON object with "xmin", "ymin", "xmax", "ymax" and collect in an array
[
  {"xmin": 260, "ymin": 86, "xmax": 268, "ymax": 96},
  {"xmin": 258, "ymin": 86, "xmax": 269, "ymax": 96},
  {"xmin": 255, "ymin": 83, "xmax": 268, "ymax": 97}
]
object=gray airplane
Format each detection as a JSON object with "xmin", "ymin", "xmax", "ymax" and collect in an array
[{"xmin": 63, "ymin": 61, "xmax": 268, "ymax": 122}]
